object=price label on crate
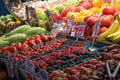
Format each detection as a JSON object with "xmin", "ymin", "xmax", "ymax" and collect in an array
[
  {"xmin": 25, "ymin": 58, "xmax": 35, "ymax": 75},
  {"xmin": 71, "ymin": 22, "xmax": 85, "ymax": 37},
  {"xmin": 92, "ymin": 19, "xmax": 101, "ymax": 38},
  {"xmin": 25, "ymin": 71, "xmax": 35, "ymax": 80},
  {"xmin": 6, "ymin": 61, "xmax": 15, "ymax": 78},
  {"xmin": 13, "ymin": 61, "xmax": 20, "ymax": 80},
  {"xmin": 39, "ymin": 68, "xmax": 48, "ymax": 80}
]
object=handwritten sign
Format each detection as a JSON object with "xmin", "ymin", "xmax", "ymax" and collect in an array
[
  {"xmin": 71, "ymin": 22, "xmax": 85, "ymax": 37},
  {"xmin": 92, "ymin": 19, "xmax": 101, "ymax": 38}
]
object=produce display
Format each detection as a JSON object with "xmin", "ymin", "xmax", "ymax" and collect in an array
[{"xmin": 0, "ymin": 0, "xmax": 120, "ymax": 80}]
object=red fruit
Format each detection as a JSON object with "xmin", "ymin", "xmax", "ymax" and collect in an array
[
  {"xmin": 62, "ymin": 17, "xmax": 67, "ymax": 22},
  {"xmin": 28, "ymin": 41, "xmax": 36, "ymax": 46},
  {"xmin": 69, "ymin": 69, "xmax": 78, "ymax": 75},
  {"xmin": 75, "ymin": 6, "xmax": 85, "ymax": 12},
  {"xmin": 4, "ymin": 51, "xmax": 11, "ymax": 56},
  {"xmin": 34, "ymin": 34, "xmax": 40, "ymax": 39},
  {"xmin": 40, "ymin": 34, "xmax": 48, "ymax": 42},
  {"xmin": 60, "ymin": 8, "xmax": 71, "ymax": 17},
  {"xmin": 52, "ymin": 12, "xmax": 62, "ymax": 22},
  {"xmin": 100, "ymin": 15, "xmax": 114, "ymax": 27},
  {"xmin": 68, "ymin": 75, "xmax": 79, "ymax": 80},
  {"xmin": 113, "ymin": 54, "xmax": 120, "ymax": 60},
  {"xmin": 8, "ymin": 46, "xmax": 17, "ymax": 53},
  {"xmin": 99, "ymin": 27, "xmax": 108, "ymax": 34},
  {"xmin": 22, "ymin": 37, "xmax": 29, "ymax": 42},
  {"xmin": 48, "ymin": 35, "xmax": 54, "ymax": 41},
  {"xmin": 78, "ymin": 1, "xmax": 92, "ymax": 9},
  {"xmin": 88, "ymin": 58, "xmax": 97, "ymax": 65},
  {"xmin": 55, "ymin": 78, "xmax": 62, "ymax": 80},
  {"xmin": 1, "ymin": 46, "xmax": 8, "ymax": 52},
  {"xmin": 51, "ymin": 71, "xmax": 60, "ymax": 78},
  {"xmin": 20, "ymin": 43, "xmax": 28, "ymax": 50},
  {"xmin": 35, "ymin": 39, "xmax": 42, "ymax": 44},
  {"xmin": 15, "ymin": 43, "xmax": 22, "ymax": 50},
  {"xmin": 103, "ymin": 6, "xmax": 116, "ymax": 15}
]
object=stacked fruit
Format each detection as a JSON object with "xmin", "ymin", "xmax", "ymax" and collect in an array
[
  {"xmin": 49, "ymin": 45, "xmax": 120, "ymax": 80},
  {"xmin": 0, "ymin": 34, "xmax": 54, "ymax": 56},
  {"xmin": 0, "ymin": 25, "xmax": 46, "ymax": 48},
  {"xmin": 98, "ymin": 14, "xmax": 120, "ymax": 43}
]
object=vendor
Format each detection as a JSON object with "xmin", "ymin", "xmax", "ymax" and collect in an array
[{"xmin": 0, "ymin": 0, "xmax": 10, "ymax": 16}]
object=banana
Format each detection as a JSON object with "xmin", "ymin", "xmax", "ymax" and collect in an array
[
  {"xmin": 98, "ymin": 19, "xmax": 119, "ymax": 40},
  {"xmin": 112, "ymin": 34, "xmax": 120, "ymax": 43},
  {"xmin": 107, "ymin": 30, "xmax": 120, "ymax": 40}
]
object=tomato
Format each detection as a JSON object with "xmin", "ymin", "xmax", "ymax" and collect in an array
[
  {"xmin": 15, "ymin": 43, "xmax": 22, "ymax": 50},
  {"xmin": 100, "ymin": 15, "xmax": 114, "ymax": 27},
  {"xmin": 28, "ymin": 41, "xmax": 36, "ymax": 46},
  {"xmin": 34, "ymin": 34, "xmax": 40, "ymax": 39},
  {"xmin": 22, "ymin": 37, "xmax": 29, "ymax": 42},
  {"xmin": 40, "ymin": 34, "xmax": 48, "ymax": 42},
  {"xmin": 99, "ymin": 27, "xmax": 108, "ymax": 34},
  {"xmin": 48, "ymin": 35, "xmax": 54, "ymax": 41},
  {"xmin": 20, "ymin": 43, "xmax": 29, "ymax": 50},
  {"xmin": 4, "ymin": 51, "xmax": 11, "ymax": 56},
  {"xmin": 1, "ymin": 46, "xmax": 8, "ymax": 52},
  {"xmin": 35, "ymin": 39, "xmax": 42, "ymax": 44}
]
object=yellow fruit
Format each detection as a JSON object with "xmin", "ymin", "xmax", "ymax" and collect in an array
[
  {"xmin": 66, "ymin": 12, "xmax": 75, "ymax": 18},
  {"xmin": 89, "ymin": 7, "xmax": 99, "ymax": 14},
  {"xmin": 79, "ymin": 9, "xmax": 87, "ymax": 16},
  {"xmin": 114, "ymin": 2, "xmax": 120, "ymax": 11},
  {"xmin": 92, "ymin": 0, "xmax": 102, "ymax": 8},
  {"xmin": 74, "ymin": 16, "xmax": 85, "ymax": 22}
]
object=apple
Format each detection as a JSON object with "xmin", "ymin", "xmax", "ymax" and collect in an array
[
  {"xmin": 75, "ymin": 6, "xmax": 85, "ymax": 12},
  {"xmin": 78, "ymin": 1, "xmax": 93, "ymax": 9},
  {"xmin": 62, "ymin": 17, "xmax": 67, "ymax": 22},
  {"xmin": 52, "ymin": 12, "xmax": 62, "ymax": 22},
  {"xmin": 60, "ymin": 8, "xmax": 71, "ymax": 17},
  {"xmin": 103, "ymin": 6, "xmax": 116, "ymax": 15},
  {"xmin": 100, "ymin": 15, "xmax": 114, "ymax": 27}
]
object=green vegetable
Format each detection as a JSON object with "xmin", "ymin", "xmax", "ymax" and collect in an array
[
  {"xmin": 4, "ymin": 33, "xmax": 27, "ymax": 43},
  {"xmin": 0, "ymin": 41, "xmax": 10, "ymax": 48},
  {"xmin": 4, "ymin": 25, "xmax": 31, "ymax": 37},
  {"xmin": 24, "ymin": 27, "xmax": 46, "ymax": 37}
]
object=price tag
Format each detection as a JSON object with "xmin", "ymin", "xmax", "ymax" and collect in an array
[
  {"xmin": 39, "ymin": 68, "xmax": 48, "ymax": 80},
  {"xmin": 25, "ymin": 58, "xmax": 35, "ymax": 75},
  {"xmin": 6, "ymin": 61, "xmax": 14, "ymax": 78},
  {"xmin": 25, "ymin": 5, "xmax": 30, "ymax": 21},
  {"xmin": 13, "ymin": 61, "xmax": 20, "ymax": 80},
  {"xmin": 45, "ymin": 9, "xmax": 54, "ymax": 30},
  {"xmin": 92, "ymin": 19, "xmax": 101, "ymax": 38},
  {"xmin": 29, "ymin": 7, "xmax": 40, "ymax": 26},
  {"xmin": 25, "ymin": 71, "xmax": 35, "ymax": 80},
  {"xmin": 71, "ymin": 22, "xmax": 85, "ymax": 37}
]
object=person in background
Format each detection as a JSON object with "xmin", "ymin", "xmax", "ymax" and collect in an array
[{"xmin": 0, "ymin": 0, "xmax": 10, "ymax": 16}]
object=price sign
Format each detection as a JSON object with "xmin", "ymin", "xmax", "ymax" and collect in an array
[
  {"xmin": 25, "ymin": 58, "xmax": 35, "ymax": 75},
  {"xmin": 39, "ymin": 68, "xmax": 48, "ymax": 80},
  {"xmin": 6, "ymin": 61, "xmax": 14, "ymax": 78},
  {"xmin": 13, "ymin": 61, "xmax": 19, "ymax": 80},
  {"xmin": 45, "ymin": 9, "xmax": 54, "ymax": 30},
  {"xmin": 29, "ymin": 7, "xmax": 40, "ymax": 26},
  {"xmin": 92, "ymin": 19, "xmax": 101, "ymax": 38},
  {"xmin": 71, "ymin": 22, "xmax": 85, "ymax": 37}
]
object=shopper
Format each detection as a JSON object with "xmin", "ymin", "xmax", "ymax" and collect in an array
[{"xmin": 0, "ymin": 0, "xmax": 10, "ymax": 16}]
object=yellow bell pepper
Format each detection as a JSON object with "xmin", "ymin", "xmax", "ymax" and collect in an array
[
  {"xmin": 92, "ymin": 0, "xmax": 102, "ymax": 8},
  {"xmin": 114, "ymin": 1, "xmax": 120, "ymax": 11}
]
